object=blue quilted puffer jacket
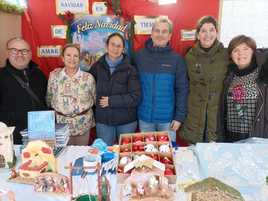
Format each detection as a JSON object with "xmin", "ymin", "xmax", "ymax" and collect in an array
[{"xmin": 135, "ymin": 38, "xmax": 189, "ymax": 123}]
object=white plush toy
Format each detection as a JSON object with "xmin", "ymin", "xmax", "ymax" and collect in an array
[{"xmin": 0, "ymin": 122, "xmax": 15, "ymax": 168}]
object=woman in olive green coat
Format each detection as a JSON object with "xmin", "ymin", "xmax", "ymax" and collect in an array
[{"xmin": 180, "ymin": 16, "xmax": 228, "ymax": 143}]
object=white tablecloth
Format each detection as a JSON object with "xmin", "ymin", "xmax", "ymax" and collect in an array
[
  {"xmin": 1, "ymin": 144, "xmax": 268, "ymax": 201},
  {"xmin": 0, "ymin": 146, "xmax": 118, "ymax": 201}
]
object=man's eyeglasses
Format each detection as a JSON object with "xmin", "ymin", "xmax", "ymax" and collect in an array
[{"xmin": 8, "ymin": 48, "xmax": 30, "ymax": 55}]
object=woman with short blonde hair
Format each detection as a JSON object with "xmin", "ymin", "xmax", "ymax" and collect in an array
[{"xmin": 46, "ymin": 44, "xmax": 96, "ymax": 145}]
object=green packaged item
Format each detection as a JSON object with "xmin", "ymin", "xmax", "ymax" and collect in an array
[{"xmin": 75, "ymin": 194, "xmax": 98, "ymax": 201}]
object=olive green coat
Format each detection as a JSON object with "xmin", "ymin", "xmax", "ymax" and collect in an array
[{"xmin": 180, "ymin": 41, "xmax": 228, "ymax": 143}]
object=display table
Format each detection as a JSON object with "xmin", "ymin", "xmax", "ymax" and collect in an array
[
  {"xmin": 1, "ymin": 144, "xmax": 268, "ymax": 201},
  {"xmin": 0, "ymin": 145, "xmax": 178, "ymax": 201},
  {"xmin": 0, "ymin": 145, "xmax": 121, "ymax": 201},
  {"xmin": 175, "ymin": 143, "xmax": 268, "ymax": 201}
]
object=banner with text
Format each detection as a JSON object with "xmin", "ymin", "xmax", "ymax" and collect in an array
[
  {"xmin": 70, "ymin": 15, "xmax": 130, "ymax": 71},
  {"xmin": 56, "ymin": 0, "xmax": 89, "ymax": 14}
]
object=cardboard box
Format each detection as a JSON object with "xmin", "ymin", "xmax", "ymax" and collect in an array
[{"xmin": 117, "ymin": 131, "xmax": 177, "ymax": 184}]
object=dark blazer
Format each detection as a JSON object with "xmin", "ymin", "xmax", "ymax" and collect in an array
[
  {"xmin": 89, "ymin": 54, "xmax": 141, "ymax": 125},
  {"xmin": 0, "ymin": 60, "xmax": 47, "ymax": 144}
]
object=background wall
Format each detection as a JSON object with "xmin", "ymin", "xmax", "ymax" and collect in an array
[
  {"xmin": 0, "ymin": 11, "xmax": 21, "ymax": 67},
  {"xmin": 120, "ymin": 0, "xmax": 220, "ymax": 53},
  {"xmin": 21, "ymin": 0, "xmax": 220, "ymax": 75}
]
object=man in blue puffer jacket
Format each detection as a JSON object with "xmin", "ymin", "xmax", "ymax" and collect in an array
[{"xmin": 135, "ymin": 16, "xmax": 189, "ymax": 143}]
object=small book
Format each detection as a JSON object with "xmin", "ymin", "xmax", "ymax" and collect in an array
[{"xmin": 27, "ymin": 111, "xmax": 55, "ymax": 140}]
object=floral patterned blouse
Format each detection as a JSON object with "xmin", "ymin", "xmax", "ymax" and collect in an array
[
  {"xmin": 46, "ymin": 68, "xmax": 96, "ymax": 136},
  {"xmin": 227, "ymin": 69, "xmax": 258, "ymax": 134}
]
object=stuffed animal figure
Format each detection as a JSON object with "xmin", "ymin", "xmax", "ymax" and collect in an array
[{"xmin": 0, "ymin": 122, "xmax": 15, "ymax": 168}]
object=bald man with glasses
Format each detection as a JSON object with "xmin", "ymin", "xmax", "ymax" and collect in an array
[{"xmin": 0, "ymin": 37, "xmax": 47, "ymax": 144}]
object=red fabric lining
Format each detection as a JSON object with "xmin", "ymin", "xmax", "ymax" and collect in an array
[{"xmin": 22, "ymin": 0, "xmax": 219, "ymax": 76}]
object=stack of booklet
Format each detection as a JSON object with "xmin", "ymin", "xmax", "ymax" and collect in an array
[
  {"xmin": 55, "ymin": 123, "xmax": 69, "ymax": 147},
  {"xmin": 21, "ymin": 123, "xmax": 69, "ymax": 147},
  {"xmin": 21, "ymin": 124, "xmax": 69, "ymax": 156},
  {"xmin": 20, "ymin": 111, "xmax": 69, "ymax": 156}
]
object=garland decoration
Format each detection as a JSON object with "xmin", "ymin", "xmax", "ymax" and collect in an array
[
  {"xmin": 0, "ymin": 0, "xmax": 24, "ymax": 14},
  {"xmin": 111, "ymin": 0, "xmax": 121, "ymax": 16},
  {"xmin": 104, "ymin": 0, "xmax": 121, "ymax": 16},
  {"xmin": 58, "ymin": 11, "xmax": 75, "ymax": 43},
  {"xmin": 128, "ymin": 19, "xmax": 136, "ymax": 59}
]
